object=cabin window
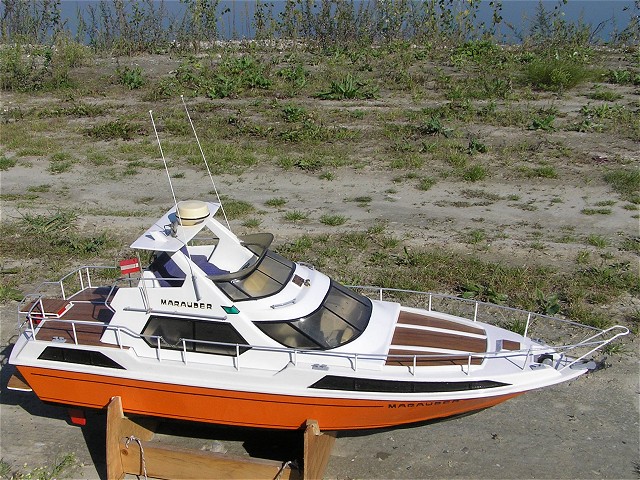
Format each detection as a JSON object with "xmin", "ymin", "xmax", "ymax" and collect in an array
[
  {"xmin": 214, "ymin": 250, "xmax": 295, "ymax": 301},
  {"xmin": 255, "ymin": 282, "xmax": 372, "ymax": 350},
  {"xmin": 141, "ymin": 316, "xmax": 250, "ymax": 356},
  {"xmin": 38, "ymin": 346, "xmax": 124, "ymax": 369}
]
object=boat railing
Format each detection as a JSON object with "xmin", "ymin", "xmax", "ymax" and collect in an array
[
  {"xmin": 20, "ymin": 314, "xmax": 628, "ymax": 376},
  {"xmin": 349, "ymin": 285, "xmax": 629, "ymax": 369},
  {"xmin": 17, "ymin": 265, "xmax": 126, "ymax": 332}
]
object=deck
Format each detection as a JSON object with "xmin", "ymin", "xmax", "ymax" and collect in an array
[
  {"xmin": 22, "ymin": 287, "xmax": 119, "ymax": 347},
  {"xmin": 386, "ymin": 310, "xmax": 488, "ymax": 367}
]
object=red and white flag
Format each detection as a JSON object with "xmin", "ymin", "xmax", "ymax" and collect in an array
[{"xmin": 119, "ymin": 258, "xmax": 140, "ymax": 275}]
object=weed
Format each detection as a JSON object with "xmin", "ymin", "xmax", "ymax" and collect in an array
[
  {"xmin": 265, "ymin": 197, "xmax": 287, "ymax": 208},
  {"xmin": 316, "ymin": 73, "xmax": 377, "ymax": 100},
  {"xmin": 536, "ymin": 291, "xmax": 561, "ymax": 315},
  {"xmin": 581, "ymin": 208, "xmax": 612, "ymax": 215},
  {"xmin": 504, "ymin": 318, "xmax": 527, "ymax": 335},
  {"xmin": 281, "ymin": 104, "xmax": 307, "ymax": 122},
  {"xmin": 524, "ymin": 57, "xmax": 590, "ymax": 92},
  {"xmin": 0, "ymin": 155, "xmax": 17, "ymax": 170},
  {"xmin": 601, "ymin": 342, "xmax": 627, "ymax": 355},
  {"xmin": 464, "ymin": 229, "xmax": 486, "ymax": 245},
  {"xmin": 528, "ymin": 115, "xmax": 555, "ymax": 131},
  {"xmin": 461, "ymin": 282, "xmax": 508, "ymax": 304},
  {"xmin": 86, "ymin": 120, "xmax": 144, "ymax": 141},
  {"xmin": 575, "ymin": 250, "xmax": 590, "ymax": 264},
  {"xmin": 116, "ymin": 66, "xmax": 145, "ymax": 89},
  {"xmin": 620, "ymin": 237, "xmax": 640, "ymax": 253},
  {"xmin": 220, "ymin": 198, "xmax": 254, "ymax": 219},
  {"xmin": 462, "ymin": 165, "xmax": 487, "ymax": 182},
  {"xmin": 604, "ymin": 168, "xmax": 640, "ymax": 201},
  {"xmin": 607, "ymin": 69, "xmax": 638, "ymax": 85},
  {"xmin": 587, "ymin": 235, "xmax": 609, "ymax": 248},
  {"xmin": 521, "ymin": 165, "xmax": 558, "ymax": 178},
  {"xmin": 48, "ymin": 159, "xmax": 74, "ymax": 174},
  {"xmin": 242, "ymin": 218, "xmax": 262, "ymax": 228},
  {"xmin": 420, "ymin": 117, "xmax": 451, "ymax": 137},
  {"xmin": 468, "ymin": 138, "xmax": 487, "ymax": 154},
  {"xmin": 0, "ymin": 282, "xmax": 23, "ymax": 303},
  {"xmin": 587, "ymin": 87, "xmax": 623, "ymax": 101},
  {"xmin": 284, "ymin": 210, "xmax": 309, "ymax": 222},
  {"xmin": 27, "ymin": 184, "xmax": 51, "ymax": 192},
  {"xmin": 417, "ymin": 176, "xmax": 437, "ymax": 191},
  {"xmin": 320, "ymin": 214, "xmax": 347, "ymax": 226}
]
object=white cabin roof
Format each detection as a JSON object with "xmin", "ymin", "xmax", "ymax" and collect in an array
[{"xmin": 130, "ymin": 202, "xmax": 221, "ymax": 253}]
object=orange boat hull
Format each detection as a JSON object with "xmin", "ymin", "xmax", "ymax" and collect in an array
[{"xmin": 18, "ymin": 366, "xmax": 521, "ymax": 430}]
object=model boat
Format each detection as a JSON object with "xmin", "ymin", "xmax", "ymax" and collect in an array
[{"xmin": 8, "ymin": 197, "xmax": 629, "ymax": 430}]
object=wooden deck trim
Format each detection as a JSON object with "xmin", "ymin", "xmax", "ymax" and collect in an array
[
  {"xmin": 36, "ymin": 320, "xmax": 107, "ymax": 346},
  {"xmin": 26, "ymin": 288, "xmax": 120, "ymax": 348},
  {"xmin": 69, "ymin": 286, "xmax": 118, "ymax": 303},
  {"xmin": 391, "ymin": 326, "xmax": 487, "ymax": 353},
  {"xmin": 397, "ymin": 311, "xmax": 485, "ymax": 335},
  {"xmin": 386, "ymin": 349, "xmax": 484, "ymax": 367}
]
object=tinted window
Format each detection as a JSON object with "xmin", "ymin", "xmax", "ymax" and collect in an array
[
  {"xmin": 214, "ymin": 250, "xmax": 294, "ymax": 301},
  {"xmin": 255, "ymin": 281, "xmax": 372, "ymax": 350},
  {"xmin": 141, "ymin": 316, "xmax": 249, "ymax": 356},
  {"xmin": 38, "ymin": 346, "xmax": 124, "ymax": 369}
]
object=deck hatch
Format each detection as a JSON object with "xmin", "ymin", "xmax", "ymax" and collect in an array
[
  {"xmin": 38, "ymin": 346, "xmax": 124, "ymax": 369},
  {"xmin": 310, "ymin": 375, "xmax": 508, "ymax": 393}
]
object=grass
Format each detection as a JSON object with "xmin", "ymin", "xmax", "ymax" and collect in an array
[
  {"xmin": 0, "ymin": 453, "xmax": 79, "ymax": 479},
  {"xmin": 320, "ymin": 214, "xmax": 347, "ymax": 226},
  {"xmin": 265, "ymin": 197, "xmax": 287, "ymax": 208},
  {"xmin": 604, "ymin": 168, "xmax": 640, "ymax": 202},
  {"xmin": 283, "ymin": 210, "xmax": 309, "ymax": 222},
  {"xmin": 0, "ymin": 155, "xmax": 17, "ymax": 170}
]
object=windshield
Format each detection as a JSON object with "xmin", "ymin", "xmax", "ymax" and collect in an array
[
  {"xmin": 255, "ymin": 281, "xmax": 372, "ymax": 349},
  {"xmin": 214, "ymin": 249, "xmax": 295, "ymax": 301}
]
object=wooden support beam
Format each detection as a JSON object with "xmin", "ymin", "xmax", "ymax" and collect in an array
[
  {"xmin": 303, "ymin": 420, "xmax": 336, "ymax": 480},
  {"xmin": 105, "ymin": 397, "xmax": 335, "ymax": 480}
]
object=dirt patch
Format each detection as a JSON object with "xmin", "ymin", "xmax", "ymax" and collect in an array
[{"xmin": 0, "ymin": 48, "xmax": 638, "ymax": 479}]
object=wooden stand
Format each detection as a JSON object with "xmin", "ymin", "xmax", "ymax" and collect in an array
[{"xmin": 106, "ymin": 397, "xmax": 335, "ymax": 480}]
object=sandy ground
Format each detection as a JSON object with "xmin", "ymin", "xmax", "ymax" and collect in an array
[
  {"xmin": 1, "ymin": 162, "xmax": 638, "ymax": 479},
  {"xmin": 1, "ymin": 52, "xmax": 639, "ymax": 479}
]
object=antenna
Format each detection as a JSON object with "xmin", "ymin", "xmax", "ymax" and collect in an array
[
  {"xmin": 149, "ymin": 110, "xmax": 178, "ymax": 209},
  {"xmin": 180, "ymin": 95, "xmax": 231, "ymax": 231},
  {"xmin": 149, "ymin": 109, "xmax": 201, "ymax": 301}
]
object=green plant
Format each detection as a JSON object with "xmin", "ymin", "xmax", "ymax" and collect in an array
[
  {"xmin": 604, "ymin": 168, "xmax": 640, "ymax": 201},
  {"xmin": 587, "ymin": 87, "xmax": 623, "ymax": 101},
  {"xmin": 220, "ymin": 198, "xmax": 254, "ymax": 219},
  {"xmin": 284, "ymin": 210, "xmax": 309, "ymax": 222},
  {"xmin": 417, "ymin": 176, "xmax": 436, "ymax": 191},
  {"xmin": 505, "ymin": 318, "xmax": 527, "ymax": 335},
  {"xmin": 536, "ymin": 291, "xmax": 561, "ymax": 316},
  {"xmin": 586, "ymin": 235, "xmax": 608, "ymax": 248},
  {"xmin": 320, "ymin": 214, "xmax": 347, "ymax": 226},
  {"xmin": 86, "ymin": 120, "xmax": 143, "ymax": 141},
  {"xmin": 524, "ymin": 57, "xmax": 590, "ymax": 92},
  {"xmin": 116, "ymin": 65, "xmax": 145, "ymax": 89},
  {"xmin": 468, "ymin": 138, "xmax": 487, "ymax": 154},
  {"xmin": 464, "ymin": 229, "xmax": 486, "ymax": 245},
  {"xmin": 462, "ymin": 165, "xmax": 487, "ymax": 182},
  {"xmin": 316, "ymin": 73, "xmax": 377, "ymax": 100},
  {"xmin": 242, "ymin": 218, "xmax": 261, "ymax": 228},
  {"xmin": 265, "ymin": 197, "xmax": 287, "ymax": 208},
  {"xmin": 581, "ymin": 208, "xmax": 612, "ymax": 215},
  {"xmin": 528, "ymin": 115, "xmax": 555, "ymax": 131},
  {"xmin": 461, "ymin": 282, "xmax": 508, "ymax": 304},
  {"xmin": 0, "ymin": 155, "xmax": 17, "ymax": 170}
]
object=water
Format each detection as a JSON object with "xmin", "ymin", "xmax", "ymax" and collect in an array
[{"xmin": 52, "ymin": 0, "xmax": 640, "ymax": 43}]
